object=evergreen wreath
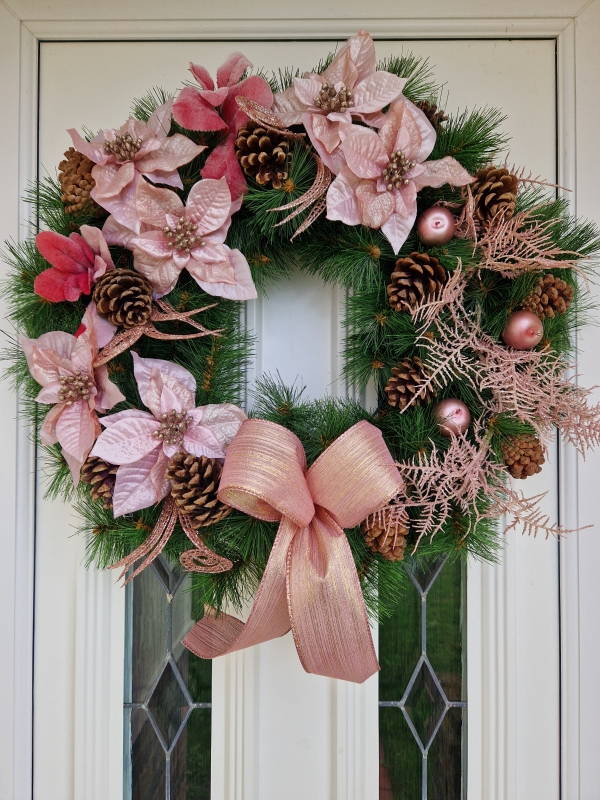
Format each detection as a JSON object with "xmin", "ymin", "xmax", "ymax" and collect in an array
[{"xmin": 4, "ymin": 33, "xmax": 600, "ymax": 674}]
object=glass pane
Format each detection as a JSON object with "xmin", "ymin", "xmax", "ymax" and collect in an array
[
  {"xmin": 148, "ymin": 662, "xmax": 190, "ymax": 748},
  {"xmin": 426, "ymin": 559, "xmax": 464, "ymax": 701},
  {"xmin": 404, "ymin": 661, "xmax": 446, "ymax": 749},
  {"xmin": 379, "ymin": 575, "xmax": 421, "ymax": 702},
  {"xmin": 171, "ymin": 709, "xmax": 212, "ymax": 800},
  {"xmin": 427, "ymin": 708, "xmax": 464, "ymax": 800},
  {"xmin": 131, "ymin": 564, "xmax": 168, "ymax": 703},
  {"xmin": 130, "ymin": 707, "xmax": 166, "ymax": 800},
  {"xmin": 379, "ymin": 707, "xmax": 422, "ymax": 800}
]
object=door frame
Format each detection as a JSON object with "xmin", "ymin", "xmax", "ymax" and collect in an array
[{"xmin": 1, "ymin": 4, "xmax": 598, "ymax": 798}]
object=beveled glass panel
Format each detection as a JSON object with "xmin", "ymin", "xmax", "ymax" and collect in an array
[
  {"xmin": 130, "ymin": 707, "xmax": 166, "ymax": 800},
  {"xmin": 404, "ymin": 661, "xmax": 446, "ymax": 748},
  {"xmin": 148, "ymin": 662, "xmax": 189, "ymax": 748},
  {"xmin": 171, "ymin": 709, "xmax": 212, "ymax": 800},
  {"xmin": 131, "ymin": 565, "xmax": 168, "ymax": 703},
  {"xmin": 427, "ymin": 708, "xmax": 464, "ymax": 800},
  {"xmin": 379, "ymin": 707, "xmax": 422, "ymax": 800},
  {"xmin": 426, "ymin": 558, "xmax": 464, "ymax": 701},
  {"xmin": 172, "ymin": 579, "xmax": 195, "ymax": 665},
  {"xmin": 411, "ymin": 556, "xmax": 446, "ymax": 593},
  {"xmin": 379, "ymin": 577, "xmax": 421, "ymax": 702}
]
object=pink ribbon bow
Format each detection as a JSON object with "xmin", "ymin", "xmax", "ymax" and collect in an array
[{"xmin": 183, "ymin": 418, "xmax": 404, "ymax": 683}]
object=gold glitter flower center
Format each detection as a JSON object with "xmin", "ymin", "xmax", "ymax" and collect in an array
[
  {"xmin": 313, "ymin": 83, "xmax": 353, "ymax": 113},
  {"xmin": 153, "ymin": 410, "xmax": 193, "ymax": 446},
  {"xmin": 104, "ymin": 132, "xmax": 143, "ymax": 162},
  {"xmin": 164, "ymin": 217, "xmax": 205, "ymax": 253},
  {"xmin": 382, "ymin": 150, "xmax": 416, "ymax": 191},
  {"xmin": 58, "ymin": 371, "xmax": 94, "ymax": 405}
]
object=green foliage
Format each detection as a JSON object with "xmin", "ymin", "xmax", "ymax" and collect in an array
[{"xmin": 430, "ymin": 107, "xmax": 509, "ymax": 174}]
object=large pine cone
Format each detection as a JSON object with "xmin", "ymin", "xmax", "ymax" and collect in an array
[
  {"xmin": 521, "ymin": 274, "xmax": 574, "ymax": 319},
  {"xmin": 415, "ymin": 100, "xmax": 448, "ymax": 132},
  {"xmin": 235, "ymin": 121, "xmax": 290, "ymax": 189},
  {"xmin": 502, "ymin": 434, "xmax": 545, "ymax": 479},
  {"xmin": 384, "ymin": 356, "xmax": 434, "ymax": 410},
  {"xmin": 58, "ymin": 147, "xmax": 103, "ymax": 217},
  {"xmin": 471, "ymin": 166, "xmax": 518, "ymax": 227},
  {"xmin": 167, "ymin": 453, "xmax": 232, "ymax": 529},
  {"xmin": 362, "ymin": 518, "xmax": 408, "ymax": 562},
  {"xmin": 93, "ymin": 268, "xmax": 153, "ymax": 329},
  {"xmin": 387, "ymin": 252, "xmax": 446, "ymax": 311},
  {"xmin": 81, "ymin": 455, "xmax": 118, "ymax": 508}
]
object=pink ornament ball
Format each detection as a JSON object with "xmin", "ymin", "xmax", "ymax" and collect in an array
[
  {"xmin": 416, "ymin": 207, "xmax": 456, "ymax": 247},
  {"xmin": 434, "ymin": 398, "xmax": 471, "ymax": 436},
  {"xmin": 502, "ymin": 310, "xmax": 544, "ymax": 350}
]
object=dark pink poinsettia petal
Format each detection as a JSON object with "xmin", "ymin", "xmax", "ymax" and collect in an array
[
  {"xmin": 33, "ymin": 267, "xmax": 91, "ymax": 303},
  {"xmin": 36, "ymin": 231, "xmax": 94, "ymax": 275},
  {"xmin": 216, "ymin": 52, "xmax": 252, "ymax": 88},
  {"xmin": 172, "ymin": 87, "xmax": 229, "ymax": 132},
  {"xmin": 189, "ymin": 62, "xmax": 215, "ymax": 91},
  {"xmin": 201, "ymin": 136, "xmax": 248, "ymax": 200},
  {"xmin": 220, "ymin": 75, "xmax": 273, "ymax": 127}
]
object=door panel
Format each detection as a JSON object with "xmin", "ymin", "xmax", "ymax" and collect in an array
[{"xmin": 36, "ymin": 36, "xmax": 557, "ymax": 800}]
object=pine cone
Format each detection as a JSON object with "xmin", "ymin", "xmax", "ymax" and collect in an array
[
  {"xmin": 387, "ymin": 252, "xmax": 446, "ymax": 311},
  {"xmin": 81, "ymin": 455, "xmax": 118, "ymax": 508},
  {"xmin": 384, "ymin": 356, "xmax": 434, "ymax": 409},
  {"xmin": 502, "ymin": 434, "xmax": 545, "ymax": 479},
  {"xmin": 471, "ymin": 166, "xmax": 518, "ymax": 227},
  {"xmin": 521, "ymin": 274, "xmax": 574, "ymax": 319},
  {"xmin": 361, "ymin": 518, "xmax": 408, "ymax": 562},
  {"xmin": 93, "ymin": 268, "xmax": 153, "ymax": 329},
  {"xmin": 58, "ymin": 147, "xmax": 104, "ymax": 217},
  {"xmin": 167, "ymin": 453, "xmax": 232, "ymax": 529},
  {"xmin": 235, "ymin": 121, "xmax": 290, "ymax": 189},
  {"xmin": 415, "ymin": 100, "xmax": 448, "ymax": 132}
]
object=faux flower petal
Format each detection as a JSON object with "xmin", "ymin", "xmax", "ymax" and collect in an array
[
  {"xmin": 189, "ymin": 62, "xmax": 215, "ymax": 91},
  {"xmin": 272, "ymin": 85, "xmax": 305, "ymax": 126},
  {"xmin": 355, "ymin": 180, "xmax": 395, "ymax": 228},
  {"xmin": 302, "ymin": 113, "xmax": 347, "ymax": 174},
  {"xmin": 135, "ymin": 179, "xmax": 184, "ymax": 227},
  {"xmin": 133, "ymin": 249, "xmax": 182, "ymax": 298},
  {"xmin": 321, "ymin": 46, "xmax": 358, "ymax": 90},
  {"xmin": 68, "ymin": 128, "xmax": 109, "ymax": 166},
  {"xmin": 36, "ymin": 382, "xmax": 61, "ymax": 405},
  {"xmin": 191, "ymin": 247, "xmax": 257, "ymax": 300},
  {"xmin": 201, "ymin": 137, "xmax": 248, "ymax": 201},
  {"xmin": 101, "ymin": 215, "xmax": 138, "ymax": 248},
  {"xmin": 201, "ymin": 402, "xmax": 247, "ymax": 448},
  {"xmin": 56, "ymin": 399, "xmax": 97, "ymax": 465},
  {"xmin": 293, "ymin": 77, "xmax": 324, "ymax": 107},
  {"xmin": 137, "ymin": 133, "xmax": 205, "ymax": 175},
  {"xmin": 100, "ymin": 408, "xmax": 152, "ymax": 427},
  {"xmin": 131, "ymin": 231, "xmax": 174, "ymax": 259},
  {"xmin": 381, "ymin": 207, "xmax": 417, "ymax": 254},
  {"xmin": 220, "ymin": 75, "xmax": 273, "ymax": 127},
  {"xmin": 326, "ymin": 168, "xmax": 363, "ymax": 226},
  {"xmin": 91, "ymin": 415, "xmax": 161, "ymax": 465},
  {"xmin": 40, "ymin": 403, "xmax": 62, "ymax": 446},
  {"xmin": 346, "ymin": 31, "xmax": 377, "ymax": 83},
  {"xmin": 132, "ymin": 351, "xmax": 196, "ymax": 399},
  {"xmin": 111, "ymin": 449, "xmax": 164, "ymax": 516},
  {"xmin": 94, "ymin": 364, "xmax": 126, "ymax": 411},
  {"xmin": 351, "ymin": 72, "xmax": 406, "ymax": 114},
  {"xmin": 80, "ymin": 225, "xmax": 115, "ymax": 272},
  {"xmin": 80, "ymin": 301, "xmax": 117, "ymax": 350},
  {"xmin": 20, "ymin": 331, "xmax": 75, "ymax": 383},
  {"xmin": 146, "ymin": 99, "xmax": 174, "ymax": 138},
  {"xmin": 183, "ymin": 424, "xmax": 225, "ymax": 459},
  {"xmin": 92, "ymin": 161, "xmax": 136, "ymax": 200},
  {"xmin": 188, "ymin": 245, "xmax": 236, "ymax": 285},
  {"xmin": 36, "ymin": 230, "xmax": 94, "ymax": 275},
  {"xmin": 217, "ymin": 52, "xmax": 253, "ymax": 88},
  {"xmin": 34, "ymin": 267, "xmax": 91, "ymax": 303},
  {"xmin": 412, "ymin": 156, "xmax": 473, "ymax": 191},
  {"xmin": 340, "ymin": 129, "xmax": 388, "ymax": 178},
  {"xmin": 186, "ymin": 176, "xmax": 232, "ymax": 235},
  {"xmin": 197, "ymin": 87, "xmax": 230, "ymax": 106},
  {"xmin": 172, "ymin": 87, "xmax": 229, "ymax": 132}
]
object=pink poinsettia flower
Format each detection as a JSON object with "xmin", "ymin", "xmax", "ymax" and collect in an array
[
  {"xmin": 91, "ymin": 353, "xmax": 247, "ymax": 516},
  {"xmin": 34, "ymin": 225, "xmax": 114, "ymax": 303},
  {"xmin": 272, "ymin": 31, "xmax": 406, "ymax": 173},
  {"xmin": 20, "ymin": 304, "xmax": 124, "ymax": 485},
  {"xmin": 173, "ymin": 53, "xmax": 273, "ymax": 200},
  {"xmin": 326, "ymin": 99, "xmax": 473, "ymax": 253},
  {"xmin": 129, "ymin": 176, "xmax": 256, "ymax": 300},
  {"xmin": 68, "ymin": 99, "xmax": 206, "ymax": 233}
]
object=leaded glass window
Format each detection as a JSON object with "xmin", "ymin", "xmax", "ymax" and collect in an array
[
  {"xmin": 124, "ymin": 556, "xmax": 211, "ymax": 800},
  {"xmin": 379, "ymin": 557, "xmax": 466, "ymax": 799}
]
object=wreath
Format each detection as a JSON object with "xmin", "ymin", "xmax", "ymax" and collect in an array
[{"xmin": 5, "ymin": 32, "xmax": 600, "ymax": 682}]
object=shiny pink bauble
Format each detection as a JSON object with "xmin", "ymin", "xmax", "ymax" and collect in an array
[
  {"xmin": 434, "ymin": 399, "xmax": 471, "ymax": 436},
  {"xmin": 416, "ymin": 207, "xmax": 456, "ymax": 247},
  {"xmin": 502, "ymin": 310, "xmax": 544, "ymax": 350}
]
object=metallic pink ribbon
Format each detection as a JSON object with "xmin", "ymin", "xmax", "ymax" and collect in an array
[{"xmin": 183, "ymin": 419, "xmax": 404, "ymax": 683}]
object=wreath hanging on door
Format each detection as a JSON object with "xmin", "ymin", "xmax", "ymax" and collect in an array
[{"xmin": 5, "ymin": 32, "xmax": 600, "ymax": 682}]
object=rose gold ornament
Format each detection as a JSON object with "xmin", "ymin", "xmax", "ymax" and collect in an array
[
  {"xmin": 434, "ymin": 398, "xmax": 471, "ymax": 436},
  {"xmin": 416, "ymin": 207, "xmax": 456, "ymax": 247},
  {"xmin": 502, "ymin": 310, "xmax": 544, "ymax": 350}
]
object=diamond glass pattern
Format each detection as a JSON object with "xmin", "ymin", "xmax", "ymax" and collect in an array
[
  {"xmin": 148, "ymin": 662, "xmax": 189, "ymax": 748},
  {"xmin": 404, "ymin": 661, "xmax": 446, "ymax": 748}
]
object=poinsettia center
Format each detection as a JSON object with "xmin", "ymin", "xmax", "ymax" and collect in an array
[
  {"xmin": 58, "ymin": 371, "xmax": 94, "ymax": 406},
  {"xmin": 153, "ymin": 410, "xmax": 193, "ymax": 446},
  {"xmin": 313, "ymin": 83, "xmax": 353, "ymax": 113},
  {"xmin": 103, "ymin": 132, "xmax": 143, "ymax": 162},
  {"xmin": 164, "ymin": 217, "xmax": 205, "ymax": 254},
  {"xmin": 382, "ymin": 150, "xmax": 417, "ymax": 191}
]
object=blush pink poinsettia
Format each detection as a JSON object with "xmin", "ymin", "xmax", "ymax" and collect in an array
[
  {"xmin": 128, "ymin": 176, "xmax": 256, "ymax": 299},
  {"xmin": 91, "ymin": 353, "xmax": 247, "ymax": 517},
  {"xmin": 68, "ymin": 99, "xmax": 205, "ymax": 233},
  {"xmin": 272, "ymin": 31, "xmax": 406, "ymax": 173},
  {"xmin": 20, "ymin": 303, "xmax": 124, "ymax": 484},
  {"xmin": 326, "ymin": 99, "xmax": 473, "ymax": 253},
  {"xmin": 34, "ymin": 224, "xmax": 114, "ymax": 303},
  {"xmin": 173, "ymin": 53, "xmax": 273, "ymax": 200}
]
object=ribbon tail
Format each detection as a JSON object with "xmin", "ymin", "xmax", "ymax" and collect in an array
[
  {"xmin": 287, "ymin": 507, "xmax": 380, "ymax": 684},
  {"xmin": 178, "ymin": 512, "xmax": 234, "ymax": 573},
  {"xmin": 183, "ymin": 517, "xmax": 297, "ymax": 659}
]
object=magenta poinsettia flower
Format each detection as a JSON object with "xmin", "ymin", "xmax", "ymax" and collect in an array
[
  {"xmin": 326, "ymin": 99, "xmax": 473, "ymax": 253},
  {"xmin": 128, "ymin": 176, "xmax": 256, "ymax": 300},
  {"xmin": 91, "ymin": 353, "xmax": 247, "ymax": 516},
  {"xmin": 20, "ymin": 303, "xmax": 124, "ymax": 485},
  {"xmin": 34, "ymin": 225, "xmax": 114, "ymax": 303},
  {"xmin": 272, "ymin": 31, "xmax": 406, "ymax": 173},
  {"xmin": 68, "ymin": 99, "xmax": 205, "ymax": 233},
  {"xmin": 173, "ymin": 53, "xmax": 273, "ymax": 199}
]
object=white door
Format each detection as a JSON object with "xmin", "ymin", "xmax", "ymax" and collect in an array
[{"xmin": 2, "ymin": 5, "xmax": 600, "ymax": 800}]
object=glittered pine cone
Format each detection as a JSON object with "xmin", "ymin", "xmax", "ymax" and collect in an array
[
  {"xmin": 235, "ymin": 121, "xmax": 290, "ymax": 189},
  {"xmin": 58, "ymin": 147, "xmax": 104, "ymax": 217},
  {"xmin": 167, "ymin": 453, "xmax": 232, "ymax": 530},
  {"xmin": 384, "ymin": 356, "xmax": 434, "ymax": 410},
  {"xmin": 387, "ymin": 252, "xmax": 446, "ymax": 311},
  {"xmin": 361, "ymin": 518, "xmax": 408, "ymax": 562},
  {"xmin": 92, "ymin": 268, "xmax": 153, "ymax": 329},
  {"xmin": 521, "ymin": 274, "xmax": 574, "ymax": 320},
  {"xmin": 502, "ymin": 434, "xmax": 545, "ymax": 479},
  {"xmin": 471, "ymin": 166, "xmax": 518, "ymax": 227},
  {"xmin": 415, "ymin": 100, "xmax": 448, "ymax": 132},
  {"xmin": 81, "ymin": 455, "xmax": 118, "ymax": 508}
]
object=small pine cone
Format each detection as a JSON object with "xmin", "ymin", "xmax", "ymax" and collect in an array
[
  {"xmin": 471, "ymin": 166, "xmax": 518, "ymax": 227},
  {"xmin": 81, "ymin": 455, "xmax": 118, "ymax": 508},
  {"xmin": 415, "ymin": 100, "xmax": 448, "ymax": 132},
  {"xmin": 521, "ymin": 274, "xmax": 574, "ymax": 320},
  {"xmin": 384, "ymin": 356, "xmax": 434, "ymax": 410},
  {"xmin": 387, "ymin": 252, "xmax": 446, "ymax": 311},
  {"xmin": 93, "ymin": 268, "xmax": 153, "ymax": 329},
  {"xmin": 235, "ymin": 121, "xmax": 290, "ymax": 189},
  {"xmin": 58, "ymin": 147, "xmax": 103, "ymax": 217},
  {"xmin": 361, "ymin": 519, "xmax": 408, "ymax": 562},
  {"xmin": 502, "ymin": 434, "xmax": 545, "ymax": 479},
  {"xmin": 167, "ymin": 453, "xmax": 232, "ymax": 530}
]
